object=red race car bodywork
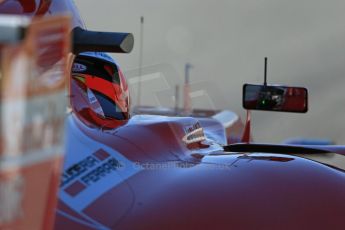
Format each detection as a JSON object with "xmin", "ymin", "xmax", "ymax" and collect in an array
[{"xmin": 1, "ymin": 1, "xmax": 345, "ymax": 230}]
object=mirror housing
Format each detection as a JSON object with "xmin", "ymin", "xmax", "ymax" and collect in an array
[
  {"xmin": 243, "ymin": 84, "xmax": 308, "ymax": 113},
  {"xmin": 72, "ymin": 27, "xmax": 134, "ymax": 54}
]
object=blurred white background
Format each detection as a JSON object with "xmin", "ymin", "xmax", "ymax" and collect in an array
[{"xmin": 74, "ymin": 0, "xmax": 345, "ymax": 143}]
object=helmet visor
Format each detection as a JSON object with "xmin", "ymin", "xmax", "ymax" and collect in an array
[{"xmin": 92, "ymin": 90, "xmax": 127, "ymax": 120}]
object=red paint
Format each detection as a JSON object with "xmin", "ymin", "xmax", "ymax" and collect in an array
[
  {"xmin": 2, "ymin": 1, "xmax": 345, "ymax": 229},
  {"xmin": 241, "ymin": 110, "xmax": 251, "ymax": 143}
]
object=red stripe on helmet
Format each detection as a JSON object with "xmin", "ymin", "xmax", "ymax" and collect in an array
[{"xmin": 84, "ymin": 76, "xmax": 128, "ymax": 113}]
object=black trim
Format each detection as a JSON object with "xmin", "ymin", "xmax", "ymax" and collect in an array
[
  {"xmin": 73, "ymin": 56, "xmax": 120, "ymax": 84},
  {"xmin": 223, "ymin": 143, "xmax": 330, "ymax": 154}
]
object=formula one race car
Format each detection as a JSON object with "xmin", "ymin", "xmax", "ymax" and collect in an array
[{"xmin": 0, "ymin": 1, "xmax": 345, "ymax": 230}]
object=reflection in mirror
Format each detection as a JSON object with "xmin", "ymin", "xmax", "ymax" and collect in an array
[{"xmin": 243, "ymin": 84, "xmax": 308, "ymax": 113}]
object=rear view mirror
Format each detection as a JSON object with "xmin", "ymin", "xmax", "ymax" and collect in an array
[{"xmin": 243, "ymin": 84, "xmax": 308, "ymax": 113}]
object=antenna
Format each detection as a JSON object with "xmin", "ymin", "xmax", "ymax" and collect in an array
[
  {"xmin": 137, "ymin": 16, "xmax": 144, "ymax": 109},
  {"xmin": 183, "ymin": 63, "xmax": 193, "ymax": 115},
  {"xmin": 175, "ymin": 85, "xmax": 179, "ymax": 115},
  {"xmin": 264, "ymin": 57, "xmax": 268, "ymax": 86}
]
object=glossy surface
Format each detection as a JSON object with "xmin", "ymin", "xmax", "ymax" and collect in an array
[
  {"xmin": 2, "ymin": 1, "xmax": 345, "ymax": 229},
  {"xmin": 0, "ymin": 0, "xmax": 39, "ymax": 15},
  {"xmin": 243, "ymin": 84, "xmax": 308, "ymax": 113},
  {"xmin": 0, "ymin": 0, "xmax": 84, "ymax": 28},
  {"xmin": 55, "ymin": 114, "xmax": 345, "ymax": 229}
]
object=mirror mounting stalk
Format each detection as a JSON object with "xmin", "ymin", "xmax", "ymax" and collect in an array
[{"xmin": 264, "ymin": 57, "xmax": 268, "ymax": 86}]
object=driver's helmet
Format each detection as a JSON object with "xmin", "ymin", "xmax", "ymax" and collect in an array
[{"xmin": 71, "ymin": 52, "xmax": 130, "ymax": 129}]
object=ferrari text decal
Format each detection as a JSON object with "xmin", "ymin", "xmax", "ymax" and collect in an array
[
  {"xmin": 59, "ymin": 116, "xmax": 141, "ymax": 212},
  {"xmin": 82, "ymin": 158, "xmax": 122, "ymax": 185},
  {"xmin": 61, "ymin": 149, "xmax": 123, "ymax": 196}
]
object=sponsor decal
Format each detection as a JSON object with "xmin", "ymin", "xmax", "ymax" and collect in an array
[
  {"xmin": 59, "ymin": 116, "xmax": 141, "ymax": 212},
  {"xmin": 61, "ymin": 149, "xmax": 123, "ymax": 197},
  {"xmin": 72, "ymin": 63, "xmax": 87, "ymax": 72},
  {"xmin": 182, "ymin": 122, "xmax": 206, "ymax": 144}
]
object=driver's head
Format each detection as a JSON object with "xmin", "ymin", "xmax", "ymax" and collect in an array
[{"xmin": 71, "ymin": 52, "xmax": 130, "ymax": 129}]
